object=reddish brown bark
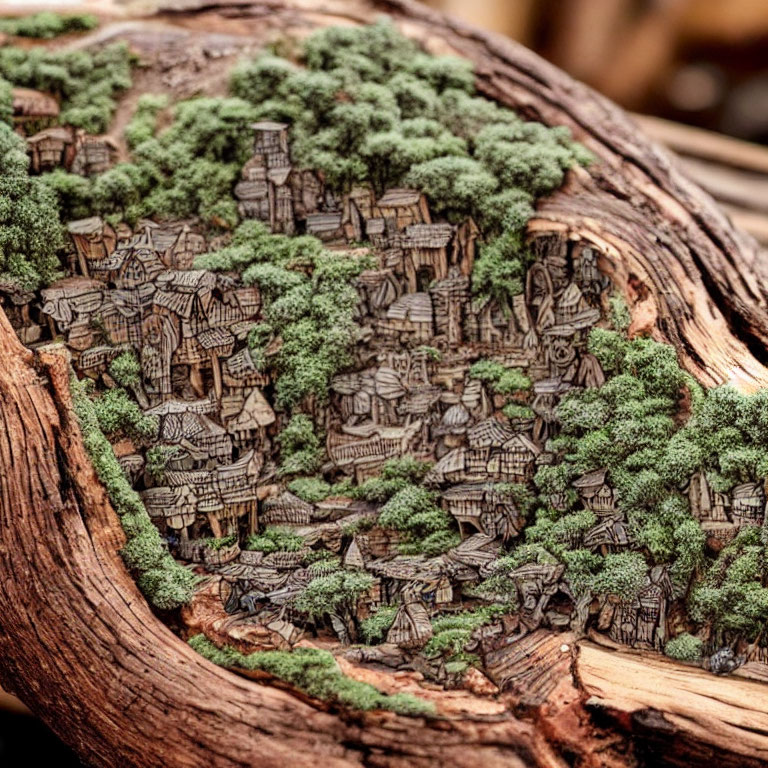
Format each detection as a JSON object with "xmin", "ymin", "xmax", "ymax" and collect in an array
[{"xmin": 2, "ymin": 2, "xmax": 768, "ymax": 767}]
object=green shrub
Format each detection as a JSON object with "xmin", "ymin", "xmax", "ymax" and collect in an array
[
  {"xmin": 288, "ymin": 476, "xmax": 331, "ymax": 502},
  {"xmin": 91, "ymin": 388, "xmax": 157, "ymax": 443},
  {"xmin": 294, "ymin": 569, "xmax": 373, "ymax": 619},
  {"xmin": 359, "ymin": 605, "xmax": 398, "ymax": 644},
  {"xmin": 70, "ymin": 375, "xmax": 194, "ymax": 610},
  {"xmin": 144, "ymin": 445, "xmax": 179, "ymax": 484},
  {"xmin": 664, "ymin": 633, "xmax": 703, "ymax": 662},
  {"xmin": 277, "ymin": 414, "xmax": 323, "ymax": 476},
  {"xmin": 0, "ymin": 42, "xmax": 132, "ymax": 133},
  {"xmin": 246, "ymin": 526, "xmax": 303, "ymax": 553},
  {"xmin": 189, "ymin": 635, "xmax": 434, "ymax": 716},
  {"xmin": 108, "ymin": 350, "xmax": 141, "ymax": 388},
  {"xmin": 0, "ymin": 12, "xmax": 98, "ymax": 38},
  {"xmin": 0, "ymin": 124, "xmax": 62, "ymax": 289}
]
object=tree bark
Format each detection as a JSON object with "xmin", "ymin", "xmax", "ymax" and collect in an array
[{"xmin": 3, "ymin": 1, "xmax": 768, "ymax": 767}]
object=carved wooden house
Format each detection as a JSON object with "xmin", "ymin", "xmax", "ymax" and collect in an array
[
  {"xmin": 441, "ymin": 483, "xmax": 523, "ymax": 539},
  {"xmin": 100, "ymin": 292, "xmax": 143, "ymax": 348},
  {"xmin": 0, "ymin": 280, "xmax": 40, "ymax": 345},
  {"xmin": 573, "ymin": 469, "xmax": 615, "ymax": 514},
  {"xmin": 327, "ymin": 421, "xmax": 422, "ymax": 482},
  {"xmin": 149, "ymin": 398, "xmax": 232, "ymax": 468},
  {"xmin": 251, "ymin": 121, "xmax": 290, "ymax": 168},
  {"xmin": 386, "ymin": 595, "xmax": 433, "ymax": 649},
  {"xmin": 261, "ymin": 492, "xmax": 313, "ymax": 526},
  {"xmin": 430, "ymin": 270, "xmax": 470, "ymax": 347},
  {"xmin": 583, "ymin": 514, "xmax": 630, "ymax": 552},
  {"xmin": 731, "ymin": 482, "xmax": 765, "ymax": 529},
  {"xmin": 608, "ymin": 565, "xmax": 672, "ymax": 650},
  {"xmin": 40, "ymin": 277, "xmax": 105, "ymax": 341},
  {"xmin": 153, "ymin": 270, "xmax": 217, "ymax": 395},
  {"xmin": 70, "ymin": 133, "xmax": 118, "ymax": 176},
  {"xmin": 375, "ymin": 188, "xmax": 431, "ymax": 229},
  {"xmin": 27, "ymin": 126, "xmax": 74, "ymax": 173},
  {"xmin": 152, "ymin": 224, "xmax": 207, "ymax": 270},
  {"xmin": 225, "ymin": 386, "xmax": 275, "ymax": 448},
  {"xmin": 142, "ymin": 485, "xmax": 198, "ymax": 535},
  {"xmin": 396, "ymin": 223, "xmax": 454, "ymax": 291},
  {"xmin": 67, "ymin": 217, "xmax": 117, "ymax": 279},
  {"xmin": 305, "ymin": 212, "xmax": 344, "ymax": 243},
  {"xmin": 381, "ymin": 292, "xmax": 434, "ymax": 343},
  {"xmin": 11, "ymin": 87, "xmax": 59, "ymax": 132}
]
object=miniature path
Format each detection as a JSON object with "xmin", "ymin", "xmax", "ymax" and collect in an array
[{"xmin": 578, "ymin": 640, "xmax": 768, "ymax": 765}]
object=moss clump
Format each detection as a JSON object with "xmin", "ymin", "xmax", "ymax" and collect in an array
[
  {"xmin": 378, "ymin": 485, "xmax": 458, "ymax": 555},
  {"xmin": 108, "ymin": 349, "xmax": 141, "ymax": 388},
  {"xmin": 294, "ymin": 569, "xmax": 373, "ymax": 620},
  {"xmin": 91, "ymin": 387, "xmax": 157, "ymax": 443},
  {"xmin": 359, "ymin": 604, "xmax": 398, "ymax": 644},
  {"xmin": 0, "ymin": 77, "xmax": 12, "ymax": 126},
  {"xmin": 189, "ymin": 635, "xmax": 434, "ymax": 716},
  {"xmin": 424, "ymin": 604, "xmax": 508, "ymax": 663},
  {"xmin": 203, "ymin": 535, "xmax": 238, "ymax": 551},
  {"xmin": 197, "ymin": 222, "xmax": 370, "ymax": 411},
  {"xmin": 144, "ymin": 444, "xmax": 179, "ymax": 484},
  {"xmin": 276, "ymin": 413, "xmax": 324, "ymax": 475},
  {"xmin": 71, "ymin": 375, "xmax": 195, "ymax": 610},
  {"xmin": 246, "ymin": 526, "xmax": 304, "ymax": 553},
  {"xmin": 469, "ymin": 360, "xmax": 531, "ymax": 395},
  {"xmin": 288, "ymin": 475, "xmax": 332, "ymax": 502},
  {"xmin": 0, "ymin": 12, "xmax": 98, "ymax": 38},
  {"xmin": 664, "ymin": 633, "xmax": 703, "ymax": 662},
  {"xmin": 0, "ymin": 124, "xmax": 62, "ymax": 290},
  {"xmin": 690, "ymin": 528, "xmax": 768, "ymax": 640}
]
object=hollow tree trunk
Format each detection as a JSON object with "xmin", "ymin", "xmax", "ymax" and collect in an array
[{"xmin": 3, "ymin": 2, "xmax": 768, "ymax": 767}]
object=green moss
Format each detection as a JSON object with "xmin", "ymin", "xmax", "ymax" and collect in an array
[
  {"xmin": 664, "ymin": 633, "xmax": 703, "ymax": 662},
  {"xmin": 424, "ymin": 604, "xmax": 507, "ymax": 661},
  {"xmin": 359, "ymin": 604, "xmax": 398, "ymax": 644},
  {"xmin": 246, "ymin": 526, "xmax": 304, "ymax": 553},
  {"xmin": 70, "ymin": 375, "xmax": 194, "ymax": 611},
  {"xmin": 378, "ymin": 484, "xmax": 457, "ymax": 554},
  {"xmin": 288, "ymin": 476, "xmax": 332, "ymax": 502},
  {"xmin": 203, "ymin": 534, "xmax": 238, "ymax": 551},
  {"xmin": 108, "ymin": 349, "xmax": 141, "ymax": 388},
  {"xmin": 340, "ymin": 516, "xmax": 375, "ymax": 537},
  {"xmin": 0, "ymin": 12, "xmax": 98, "ymax": 38},
  {"xmin": 0, "ymin": 76, "xmax": 12, "ymax": 126},
  {"xmin": 469, "ymin": 360, "xmax": 530, "ymax": 395},
  {"xmin": 144, "ymin": 444, "xmax": 179, "ymax": 484},
  {"xmin": 0, "ymin": 42, "xmax": 132, "ymax": 133},
  {"xmin": 294, "ymin": 569, "xmax": 373, "ymax": 619},
  {"xmin": 91, "ymin": 387, "xmax": 157, "ymax": 443},
  {"xmin": 609, "ymin": 293, "xmax": 631, "ymax": 333},
  {"xmin": 189, "ymin": 634, "xmax": 434, "ymax": 716},
  {"xmin": 0, "ymin": 124, "xmax": 62, "ymax": 290},
  {"xmin": 277, "ymin": 414, "xmax": 323, "ymax": 476},
  {"xmin": 593, "ymin": 552, "xmax": 648, "ymax": 603}
]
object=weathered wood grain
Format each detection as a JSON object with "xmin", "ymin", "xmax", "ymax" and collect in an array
[{"xmin": 3, "ymin": 2, "xmax": 768, "ymax": 767}]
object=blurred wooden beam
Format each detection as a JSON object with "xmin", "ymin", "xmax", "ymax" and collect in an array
[
  {"xmin": 422, "ymin": 0, "xmax": 537, "ymax": 42},
  {"xmin": 637, "ymin": 113, "xmax": 768, "ymax": 244}
]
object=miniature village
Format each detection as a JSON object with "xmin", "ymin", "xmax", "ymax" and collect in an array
[{"xmin": 3, "ymin": 16, "xmax": 768, "ymax": 700}]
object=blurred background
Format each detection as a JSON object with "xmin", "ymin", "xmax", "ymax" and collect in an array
[{"xmin": 426, "ymin": 0, "xmax": 768, "ymax": 143}]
